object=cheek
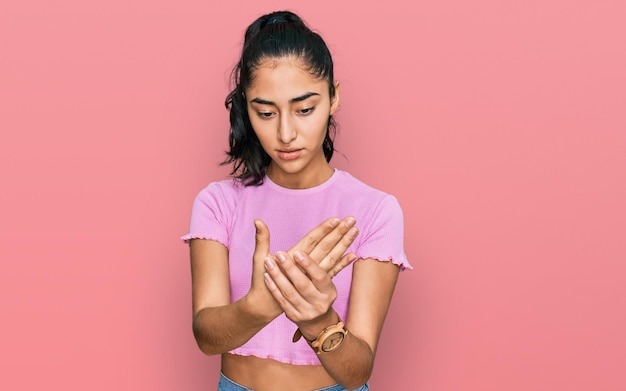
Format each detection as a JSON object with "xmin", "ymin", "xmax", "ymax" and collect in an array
[{"xmin": 310, "ymin": 113, "xmax": 331, "ymax": 138}]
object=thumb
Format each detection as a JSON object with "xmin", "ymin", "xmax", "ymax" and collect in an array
[{"xmin": 253, "ymin": 219, "xmax": 270, "ymax": 262}]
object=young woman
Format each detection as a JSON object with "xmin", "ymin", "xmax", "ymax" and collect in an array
[{"xmin": 183, "ymin": 10, "xmax": 411, "ymax": 391}]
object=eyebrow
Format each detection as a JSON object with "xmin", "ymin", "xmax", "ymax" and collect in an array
[{"xmin": 250, "ymin": 92, "xmax": 320, "ymax": 106}]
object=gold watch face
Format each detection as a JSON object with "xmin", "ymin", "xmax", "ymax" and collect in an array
[{"xmin": 321, "ymin": 332, "xmax": 345, "ymax": 352}]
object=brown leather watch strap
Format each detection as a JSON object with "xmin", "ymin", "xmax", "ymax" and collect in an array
[{"xmin": 292, "ymin": 319, "xmax": 349, "ymax": 354}]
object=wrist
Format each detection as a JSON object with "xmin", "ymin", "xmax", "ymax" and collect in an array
[
  {"xmin": 293, "ymin": 311, "xmax": 349, "ymax": 355},
  {"xmin": 297, "ymin": 309, "xmax": 339, "ymax": 341},
  {"xmin": 240, "ymin": 293, "xmax": 281, "ymax": 325}
]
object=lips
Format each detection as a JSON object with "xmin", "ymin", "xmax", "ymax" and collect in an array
[{"xmin": 276, "ymin": 148, "xmax": 303, "ymax": 161}]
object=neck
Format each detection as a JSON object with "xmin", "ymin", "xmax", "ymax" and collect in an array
[{"xmin": 267, "ymin": 164, "xmax": 334, "ymax": 189}]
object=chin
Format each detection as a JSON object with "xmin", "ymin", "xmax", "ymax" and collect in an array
[{"xmin": 273, "ymin": 158, "xmax": 306, "ymax": 172}]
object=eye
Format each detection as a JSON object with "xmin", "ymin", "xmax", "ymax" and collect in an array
[
  {"xmin": 298, "ymin": 107, "xmax": 315, "ymax": 115},
  {"xmin": 257, "ymin": 112, "xmax": 275, "ymax": 119}
]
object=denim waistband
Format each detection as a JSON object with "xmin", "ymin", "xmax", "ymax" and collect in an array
[
  {"xmin": 218, "ymin": 372, "xmax": 252, "ymax": 391},
  {"xmin": 218, "ymin": 372, "xmax": 369, "ymax": 391}
]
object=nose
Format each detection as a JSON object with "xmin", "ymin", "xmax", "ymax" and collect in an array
[{"xmin": 277, "ymin": 114, "xmax": 297, "ymax": 144}]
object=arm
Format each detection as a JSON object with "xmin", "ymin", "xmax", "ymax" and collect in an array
[
  {"xmin": 264, "ymin": 252, "xmax": 399, "ymax": 389},
  {"xmin": 191, "ymin": 217, "xmax": 360, "ymax": 355},
  {"xmin": 191, "ymin": 233, "xmax": 273, "ymax": 355}
]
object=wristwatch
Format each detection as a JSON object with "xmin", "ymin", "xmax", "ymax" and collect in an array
[{"xmin": 292, "ymin": 319, "xmax": 349, "ymax": 354}]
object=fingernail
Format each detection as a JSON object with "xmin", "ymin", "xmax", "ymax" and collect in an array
[
  {"xmin": 329, "ymin": 217, "xmax": 340, "ymax": 227},
  {"xmin": 293, "ymin": 251, "xmax": 304, "ymax": 262},
  {"xmin": 276, "ymin": 252, "xmax": 287, "ymax": 263},
  {"xmin": 264, "ymin": 256, "xmax": 274, "ymax": 270},
  {"xmin": 348, "ymin": 227, "xmax": 359, "ymax": 239},
  {"xmin": 344, "ymin": 217, "xmax": 356, "ymax": 227}
]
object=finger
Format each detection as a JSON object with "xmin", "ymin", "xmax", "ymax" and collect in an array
[
  {"xmin": 290, "ymin": 251, "xmax": 339, "ymax": 318},
  {"xmin": 253, "ymin": 219, "xmax": 270, "ymax": 262},
  {"xmin": 290, "ymin": 251, "xmax": 335, "ymax": 293},
  {"xmin": 263, "ymin": 256, "xmax": 304, "ymax": 317},
  {"xmin": 273, "ymin": 252, "xmax": 319, "ymax": 300},
  {"xmin": 266, "ymin": 252, "xmax": 338, "ymax": 323},
  {"xmin": 327, "ymin": 253, "xmax": 358, "ymax": 279},
  {"xmin": 308, "ymin": 217, "xmax": 357, "ymax": 264},
  {"xmin": 252, "ymin": 220, "xmax": 271, "ymax": 279},
  {"xmin": 263, "ymin": 272, "xmax": 299, "ymax": 316},
  {"xmin": 289, "ymin": 217, "xmax": 341, "ymax": 256},
  {"xmin": 318, "ymin": 225, "xmax": 359, "ymax": 272}
]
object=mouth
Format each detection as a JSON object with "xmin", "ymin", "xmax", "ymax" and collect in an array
[{"xmin": 276, "ymin": 148, "xmax": 303, "ymax": 161}]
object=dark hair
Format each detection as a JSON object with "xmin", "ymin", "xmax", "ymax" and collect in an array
[{"xmin": 222, "ymin": 10, "xmax": 337, "ymax": 186}]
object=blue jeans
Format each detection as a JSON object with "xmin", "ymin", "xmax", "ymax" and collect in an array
[{"xmin": 218, "ymin": 372, "xmax": 369, "ymax": 391}]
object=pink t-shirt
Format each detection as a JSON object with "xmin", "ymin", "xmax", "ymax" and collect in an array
[{"xmin": 182, "ymin": 169, "xmax": 411, "ymax": 365}]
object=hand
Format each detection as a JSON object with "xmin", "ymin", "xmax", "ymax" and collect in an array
[
  {"xmin": 263, "ymin": 250, "xmax": 341, "ymax": 337},
  {"xmin": 248, "ymin": 217, "xmax": 359, "ymax": 322},
  {"xmin": 287, "ymin": 216, "xmax": 360, "ymax": 278}
]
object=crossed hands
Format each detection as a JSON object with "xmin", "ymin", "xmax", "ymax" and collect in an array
[{"xmin": 248, "ymin": 217, "xmax": 359, "ymax": 329}]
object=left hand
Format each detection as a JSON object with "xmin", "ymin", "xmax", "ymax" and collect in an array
[{"xmin": 263, "ymin": 250, "xmax": 344, "ymax": 338}]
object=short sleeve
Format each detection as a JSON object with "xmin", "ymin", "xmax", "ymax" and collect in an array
[
  {"xmin": 356, "ymin": 195, "xmax": 412, "ymax": 271},
  {"xmin": 180, "ymin": 182, "xmax": 236, "ymax": 247}
]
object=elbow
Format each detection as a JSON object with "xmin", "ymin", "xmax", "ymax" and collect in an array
[
  {"xmin": 195, "ymin": 340, "xmax": 221, "ymax": 356},
  {"xmin": 341, "ymin": 361, "xmax": 373, "ymax": 390},
  {"xmin": 193, "ymin": 330, "xmax": 218, "ymax": 356},
  {"xmin": 192, "ymin": 317, "xmax": 221, "ymax": 356},
  {"xmin": 346, "ymin": 374, "xmax": 372, "ymax": 391},
  {"xmin": 193, "ymin": 331, "xmax": 220, "ymax": 356}
]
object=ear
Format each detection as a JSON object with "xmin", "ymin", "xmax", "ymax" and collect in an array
[{"xmin": 329, "ymin": 81, "xmax": 340, "ymax": 115}]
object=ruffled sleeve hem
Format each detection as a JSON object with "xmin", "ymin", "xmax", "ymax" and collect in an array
[
  {"xmin": 355, "ymin": 254, "xmax": 413, "ymax": 271},
  {"xmin": 180, "ymin": 234, "xmax": 228, "ymax": 248}
]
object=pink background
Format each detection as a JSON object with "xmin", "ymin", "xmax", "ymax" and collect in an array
[{"xmin": 1, "ymin": 0, "xmax": 625, "ymax": 389}]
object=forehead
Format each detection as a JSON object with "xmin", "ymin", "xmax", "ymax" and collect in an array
[{"xmin": 247, "ymin": 57, "xmax": 328, "ymax": 100}]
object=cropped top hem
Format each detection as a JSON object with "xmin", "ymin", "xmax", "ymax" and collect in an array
[{"xmin": 227, "ymin": 348, "xmax": 322, "ymax": 366}]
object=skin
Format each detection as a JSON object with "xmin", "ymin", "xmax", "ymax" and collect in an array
[{"xmin": 191, "ymin": 56, "xmax": 400, "ymax": 390}]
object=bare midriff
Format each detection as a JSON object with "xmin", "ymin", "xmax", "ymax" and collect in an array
[{"xmin": 222, "ymin": 353, "xmax": 337, "ymax": 391}]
